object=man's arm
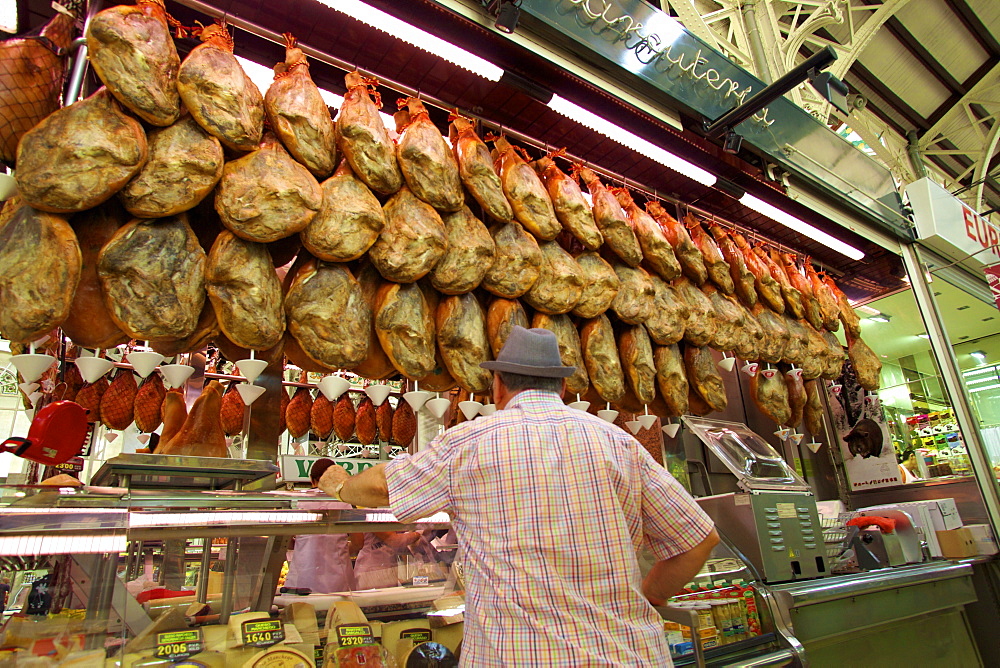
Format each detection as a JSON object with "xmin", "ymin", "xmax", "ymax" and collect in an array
[
  {"xmin": 318, "ymin": 463, "xmax": 390, "ymax": 508},
  {"xmin": 642, "ymin": 529, "xmax": 719, "ymax": 606}
]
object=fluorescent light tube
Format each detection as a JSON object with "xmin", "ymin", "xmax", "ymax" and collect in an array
[
  {"xmin": 740, "ymin": 193, "xmax": 866, "ymax": 261},
  {"xmin": 316, "ymin": 0, "xmax": 504, "ymax": 82},
  {"xmin": 547, "ymin": 94, "xmax": 716, "ymax": 187}
]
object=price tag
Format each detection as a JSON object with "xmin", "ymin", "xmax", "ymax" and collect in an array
[
  {"xmin": 335, "ymin": 624, "xmax": 375, "ymax": 648},
  {"xmin": 412, "ymin": 575, "xmax": 430, "ymax": 586},
  {"xmin": 155, "ymin": 629, "xmax": 203, "ymax": 661},
  {"xmin": 400, "ymin": 629, "xmax": 431, "ymax": 644},
  {"xmin": 241, "ymin": 619, "xmax": 285, "ymax": 648}
]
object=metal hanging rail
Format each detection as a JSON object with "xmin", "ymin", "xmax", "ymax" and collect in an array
[{"xmin": 171, "ymin": 0, "xmax": 808, "ymax": 260}]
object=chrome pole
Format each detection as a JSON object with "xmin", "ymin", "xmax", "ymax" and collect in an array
[{"xmin": 64, "ymin": 1, "xmax": 102, "ymax": 104}]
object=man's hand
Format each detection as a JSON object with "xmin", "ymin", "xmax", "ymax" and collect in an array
[{"xmin": 318, "ymin": 465, "xmax": 351, "ymax": 499}]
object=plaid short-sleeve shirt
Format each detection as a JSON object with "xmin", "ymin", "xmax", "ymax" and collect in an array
[{"xmin": 385, "ymin": 390, "xmax": 714, "ymax": 667}]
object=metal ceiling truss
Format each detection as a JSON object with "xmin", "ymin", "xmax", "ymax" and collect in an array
[{"xmin": 665, "ymin": 0, "xmax": 1000, "ymax": 222}]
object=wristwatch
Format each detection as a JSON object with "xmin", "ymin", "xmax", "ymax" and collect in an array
[{"xmin": 333, "ymin": 481, "xmax": 346, "ymax": 502}]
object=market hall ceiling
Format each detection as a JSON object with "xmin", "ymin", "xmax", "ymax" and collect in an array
[{"xmin": 13, "ymin": 0, "xmax": 914, "ymax": 299}]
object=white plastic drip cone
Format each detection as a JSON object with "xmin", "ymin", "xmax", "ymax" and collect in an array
[
  {"xmin": 18, "ymin": 382, "xmax": 39, "ymax": 396},
  {"xmin": 662, "ymin": 423, "xmax": 681, "ymax": 438},
  {"xmin": 717, "ymin": 356, "xmax": 737, "ymax": 372},
  {"xmin": 237, "ymin": 383, "xmax": 267, "ymax": 405},
  {"xmin": 75, "ymin": 357, "xmax": 115, "ymax": 384},
  {"xmin": 597, "ymin": 409, "xmax": 619, "ymax": 423},
  {"xmin": 625, "ymin": 420, "xmax": 643, "ymax": 435},
  {"xmin": 479, "ymin": 404, "xmax": 497, "ymax": 416},
  {"xmin": 319, "ymin": 376, "xmax": 351, "ymax": 401},
  {"xmin": 236, "ymin": 359, "xmax": 268, "ymax": 384},
  {"xmin": 126, "ymin": 351, "xmax": 164, "ymax": 378},
  {"xmin": 364, "ymin": 384, "xmax": 392, "ymax": 406},
  {"xmin": 806, "ymin": 441, "xmax": 823, "ymax": 453},
  {"xmin": 458, "ymin": 401, "xmax": 483, "ymax": 420},
  {"xmin": 637, "ymin": 414, "xmax": 658, "ymax": 430},
  {"xmin": 160, "ymin": 364, "xmax": 195, "ymax": 389},
  {"xmin": 404, "ymin": 390, "xmax": 431, "ymax": 411},
  {"xmin": 567, "ymin": 400, "xmax": 590, "ymax": 412},
  {"xmin": 425, "ymin": 397, "xmax": 451, "ymax": 420},
  {"xmin": 11, "ymin": 354, "xmax": 55, "ymax": 383}
]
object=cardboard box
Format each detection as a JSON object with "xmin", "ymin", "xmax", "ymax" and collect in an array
[
  {"xmin": 963, "ymin": 524, "xmax": 999, "ymax": 556},
  {"xmin": 935, "ymin": 528, "xmax": 977, "ymax": 559}
]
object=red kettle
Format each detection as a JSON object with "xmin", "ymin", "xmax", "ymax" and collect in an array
[{"xmin": 0, "ymin": 401, "xmax": 89, "ymax": 465}]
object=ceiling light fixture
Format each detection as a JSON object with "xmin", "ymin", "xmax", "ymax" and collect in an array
[
  {"xmin": 494, "ymin": 0, "xmax": 521, "ymax": 34},
  {"xmin": 971, "ymin": 350, "xmax": 987, "ymax": 362},
  {"xmin": 739, "ymin": 193, "xmax": 866, "ymax": 261},
  {"xmin": 547, "ymin": 94, "xmax": 717, "ymax": 187},
  {"xmin": 316, "ymin": 0, "xmax": 504, "ymax": 81},
  {"xmin": 917, "ymin": 333, "xmax": 930, "ymax": 340},
  {"xmin": 868, "ymin": 313, "xmax": 890, "ymax": 323}
]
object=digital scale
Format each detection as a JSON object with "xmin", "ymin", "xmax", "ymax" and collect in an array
[{"xmin": 684, "ymin": 417, "xmax": 828, "ymax": 583}]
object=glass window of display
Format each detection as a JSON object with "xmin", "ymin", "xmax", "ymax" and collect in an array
[{"xmin": 857, "ymin": 280, "xmax": 976, "ymax": 482}]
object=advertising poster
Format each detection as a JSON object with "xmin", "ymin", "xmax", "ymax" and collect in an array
[{"xmin": 828, "ymin": 358, "xmax": 902, "ymax": 490}]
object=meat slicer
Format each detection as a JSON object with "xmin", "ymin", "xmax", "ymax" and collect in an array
[{"xmin": 683, "ymin": 417, "xmax": 828, "ymax": 583}]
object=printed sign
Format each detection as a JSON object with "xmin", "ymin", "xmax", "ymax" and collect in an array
[
  {"xmin": 907, "ymin": 177, "xmax": 1000, "ymax": 269},
  {"xmin": 335, "ymin": 624, "xmax": 375, "ymax": 648},
  {"xmin": 155, "ymin": 629, "xmax": 203, "ymax": 661},
  {"xmin": 985, "ymin": 264, "xmax": 1000, "ymax": 313},
  {"xmin": 400, "ymin": 629, "xmax": 431, "ymax": 644},
  {"xmin": 241, "ymin": 619, "xmax": 284, "ymax": 648},
  {"xmin": 279, "ymin": 455, "xmax": 378, "ymax": 482}
]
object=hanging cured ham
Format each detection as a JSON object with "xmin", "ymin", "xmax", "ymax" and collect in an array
[
  {"xmin": 757, "ymin": 248, "xmax": 804, "ymax": 319},
  {"xmin": 120, "ymin": 116, "xmax": 224, "ymax": 218},
  {"xmin": 821, "ymin": 330, "xmax": 846, "ymax": 379},
  {"xmin": 645, "ymin": 276, "xmax": 688, "ymax": 346},
  {"xmin": 220, "ymin": 381, "xmax": 246, "ymax": 436},
  {"xmin": 686, "ymin": 346, "xmax": 727, "ymax": 413},
  {"xmin": 524, "ymin": 241, "xmax": 584, "ymax": 315},
  {"xmin": 370, "ymin": 186, "xmax": 448, "ymax": 283},
  {"xmin": 578, "ymin": 167, "xmax": 642, "ymax": 266},
  {"xmin": 532, "ymin": 312, "xmax": 589, "ymax": 396},
  {"xmin": 286, "ymin": 378, "xmax": 313, "ymax": 439},
  {"xmin": 0, "ymin": 203, "xmax": 81, "ymax": 343},
  {"xmin": 654, "ymin": 344, "xmax": 689, "ymax": 417},
  {"xmin": 804, "ymin": 379, "xmax": 824, "ymax": 437},
  {"xmin": 353, "ymin": 263, "xmax": 397, "ymax": 380},
  {"xmin": 710, "ymin": 225, "xmax": 757, "ymax": 307},
  {"xmin": 486, "ymin": 297, "xmax": 529, "ymax": 357},
  {"xmin": 311, "ymin": 393, "xmax": 334, "ymax": 439},
  {"xmin": 646, "ymin": 201, "xmax": 707, "ymax": 284},
  {"xmin": 805, "ymin": 262, "xmax": 840, "ymax": 331},
  {"xmin": 134, "ymin": 374, "xmax": 166, "ymax": 433},
  {"xmin": 450, "ymin": 116, "xmax": 512, "ymax": 222},
  {"xmin": 333, "ymin": 394, "xmax": 356, "ymax": 442},
  {"xmin": 77, "ymin": 378, "xmax": 109, "ymax": 424},
  {"xmin": 375, "ymin": 281, "xmax": 437, "ymax": 379},
  {"xmin": 493, "ymin": 136, "xmax": 560, "ymax": 240},
  {"xmin": 481, "ymin": 221, "xmax": 542, "ymax": 298},
  {"xmin": 158, "ymin": 380, "xmax": 228, "ymax": 457},
  {"xmin": 732, "ymin": 232, "xmax": 783, "ymax": 313},
  {"xmin": 687, "ymin": 216, "xmax": 734, "ymax": 294},
  {"xmin": 572, "ymin": 251, "xmax": 620, "ymax": 319},
  {"xmin": 801, "ymin": 322, "xmax": 829, "ymax": 381},
  {"xmin": 580, "ymin": 314, "xmax": 626, "ymax": 403},
  {"xmin": 265, "ymin": 33, "xmax": 336, "ymax": 178},
  {"xmin": 781, "ymin": 316, "xmax": 808, "ymax": 367},
  {"xmin": 160, "ymin": 388, "xmax": 186, "ymax": 444},
  {"xmin": 215, "ymin": 133, "xmax": 322, "ymax": 243},
  {"xmin": 396, "ymin": 97, "xmax": 463, "ymax": 212},
  {"xmin": 376, "ymin": 400, "xmax": 393, "ymax": 443},
  {"xmin": 430, "ymin": 206, "xmax": 496, "ymax": 295},
  {"xmin": 392, "ymin": 400, "xmax": 417, "ymax": 447},
  {"xmin": 302, "ymin": 159, "xmax": 385, "ymax": 262},
  {"xmin": 703, "ymin": 285, "xmax": 743, "ymax": 353},
  {"xmin": 615, "ymin": 189, "xmax": 681, "ymax": 280},
  {"xmin": 101, "ymin": 369, "xmax": 137, "ymax": 431},
  {"xmin": 619, "ymin": 324, "xmax": 657, "ymax": 405},
  {"xmin": 98, "ymin": 214, "xmax": 206, "ymax": 341},
  {"xmin": 15, "ymin": 88, "xmax": 147, "ymax": 213},
  {"xmin": 750, "ymin": 367, "xmax": 791, "ymax": 426},
  {"xmin": 780, "ymin": 253, "xmax": 823, "ymax": 331},
  {"xmin": 785, "ymin": 368, "xmax": 806, "ymax": 429},
  {"xmin": 674, "ymin": 276, "xmax": 715, "ymax": 347},
  {"xmin": 846, "ymin": 329, "xmax": 882, "ymax": 391},
  {"xmin": 824, "ymin": 274, "xmax": 861, "ymax": 338},
  {"xmin": 610, "ymin": 262, "xmax": 654, "ymax": 325},
  {"xmin": 0, "ymin": 2, "xmax": 79, "ymax": 167},
  {"xmin": 733, "ymin": 301, "xmax": 764, "ymax": 362},
  {"xmin": 86, "ymin": 0, "xmax": 180, "ymax": 126},
  {"xmin": 534, "ymin": 155, "xmax": 602, "ymax": 250},
  {"xmin": 753, "ymin": 303, "xmax": 790, "ymax": 364},
  {"xmin": 177, "ymin": 23, "xmax": 263, "ymax": 152},
  {"xmin": 206, "ymin": 231, "xmax": 285, "ymax": 350},
  {"xmin": 150, "ymin": 302, "xmax": 219, "ymax": 357},
  {"xmin": 356, "ymin": 397, "xmax": 378, "ymax": 445},
  {"xmin": 285, "ymin": 260, "xmax": 370, "ymax": 370},
  {"xmin": 437, "ymin": 293, "xmax": 493, "ymax": 393},
  {"xmin": 337, "ymin": 72, "xmax": 402, "ymax": 195}
]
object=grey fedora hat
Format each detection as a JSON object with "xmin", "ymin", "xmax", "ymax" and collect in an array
[{"xmin": 480, "ymin": 326, "xmax": 575, "ymax": 378}]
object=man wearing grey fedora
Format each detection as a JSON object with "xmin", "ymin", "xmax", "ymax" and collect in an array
[{"xmin": 320, "ymin": 326, "xmax": 718, "ymax": 666}]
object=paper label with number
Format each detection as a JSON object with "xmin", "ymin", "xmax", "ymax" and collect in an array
[
  {"xmin": 155, "ymin": 629, "xmax": 203, "ymax": 661},
  {"xmin": 241, "ymin": 619, "xmax": 285, "ymax": 648}
]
